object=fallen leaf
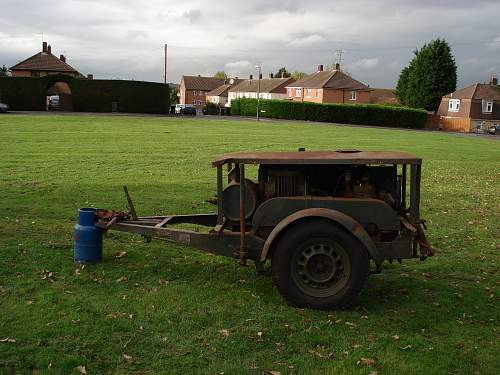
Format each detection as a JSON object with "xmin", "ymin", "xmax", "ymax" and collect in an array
[
  {"xmin": 122, "ymin": 353, "xmax": 132, "ymax": 360},
  {"xmin": 359, "ymin": 357, "xmax": 376, "ymax": 366},
  {"xmin": 115, "ymin": 276, "xmax": 127, "ymax": 283},
  {"xmin": 0, "ymin": 338, "xmax": 16, "ymax": 343},
  {"xmin": 400, "ymin": 345, "xmax": 412, "ymax": 350},
  {"xmin": 27, "ymin": 300, "xmax": 33, "ymax": 305},
  {"xmin": 257, "ymin": 331, "xmax": 263, "ymax": 338},
  {"xmin": 345, "ymin": 321, "xmax": 357, "ymax": 327},
  {"xmin": 75, "ymin": 365, "xmax": 87, "ymax": 374},
  {"xmin": 219, "ymin": 329, "xmax": 229, "ymax": 337},
  {"xmin": 392, "ymin": 334, "xmax": 400, "ymax": 340},
  {"xmin": 115, "ymin": 251, "xmax": 127, "ymax": 259}
]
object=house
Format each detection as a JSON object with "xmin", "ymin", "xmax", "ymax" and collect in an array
[
  {"xmin": 285, "ymin": 64, "xmax": 370, "ymax": 104},
  {"xmin": 437, "ymin": 76, "xmax": 499, "ymax": 132},
  {"xmin": 179, "ymin": 75, "xmax": 227, "ymax": 109},
  {"xmin": 206, "ymin": 78, "xmax": 244, "ymax": 107},
  {"xmin": 10, "ymin": 42, "xmax": 83, "ymax": 78},
  {"xmin": 370, "ymin": 88, "xmax": 398, "ymax": 105},
  {"xmin": 227, "ymin": 74, "xmax": 295, "ymax": 106}
]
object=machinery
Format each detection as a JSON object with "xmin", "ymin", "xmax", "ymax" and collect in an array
[{"xmin": 95, "ymin": 150, "xmax": 435, "ymax": 309}]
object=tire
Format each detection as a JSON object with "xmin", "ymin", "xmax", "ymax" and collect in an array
[{"xmin": 272, "ymin": 219, "xmax": 370, "ymax": 310}]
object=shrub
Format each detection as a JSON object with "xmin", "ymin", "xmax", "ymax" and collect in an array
[
  {"xmin": 230, "ymin": 98, "xmax": 428, "ymax": 129},
  {"xmin": 203, "ymin": 102, "xmax": 220, "ymax": 115},
  {"xmin": 0, "ymin": 74, "xmax": 170, "ymax": 114}
]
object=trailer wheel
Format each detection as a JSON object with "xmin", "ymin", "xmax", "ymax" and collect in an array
[{"xmin": 272, "ymin": 220, "xmax": 369, "ymax": 309}]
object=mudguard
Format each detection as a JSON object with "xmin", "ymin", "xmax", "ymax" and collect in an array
[{"xmin": 260, "ymin": 207, "xmax": 380, "ymax": 262}]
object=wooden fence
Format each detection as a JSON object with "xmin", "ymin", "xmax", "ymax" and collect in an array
[{"xmin": 438, "ymin": 117, "xmax": 471, "ymax": 132}]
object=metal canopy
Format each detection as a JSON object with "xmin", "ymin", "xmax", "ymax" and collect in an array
[{"xmin": 212, "ymin": 151, "xmax": 422, "ymax": 167}]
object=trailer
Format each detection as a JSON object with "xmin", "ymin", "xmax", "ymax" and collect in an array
[{"xmin": 95, "ymin": 150, "xmax": 435, "ymax": 309}]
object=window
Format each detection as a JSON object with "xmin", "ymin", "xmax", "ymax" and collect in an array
[
  {"xmin": 316, "ymin": 89, "xmax": 320, "ymax": 98},
  {"xmin": 350, "ymin": 90, "xmax": 357, "ymax": 100},
  {"xmin": 306, "ymin": 89, "xmax": 312, "ymax": 98},
  {"xmin": 448, "ymin": 99, "xmax": 460, "ymax": 112},
  {"xmin": 197, "ymin": 100, "xmax": 203, "ymax": 105},
  {"xmin": 287, "ymin": 88, "xmax": 292, "ymax": 97},
  {"xmin": 31, "ymin": 71, "xmax": 40, "ymax": 77},
  {"xmin": 295, "ymin": 88, "xmax": 302, "ymax": 98},
  {"xmin": 482, "ymin": 100, "xmax": 493, "ymax": 113}
]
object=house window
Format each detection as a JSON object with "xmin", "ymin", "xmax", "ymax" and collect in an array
[
  {"xmin": 306, "ymin": 89, "xmax": 312, "ymax": 98},
  {"xmin": 448, "ymin": 99, "xmax": 460, "ymax": 112},
  {"xmin": 295, "ymin": 88, "xmax": 302, "ymax": 98},
  {"xmin": 197, "ymin": 100, "xmax": 203, "ymax": 105},
  {"xmin": 482, "ymin": 100, "xmax": 493, "ymax": 113},
  {"xmin": 316, "ymin": 89, "xmax": 320, "ymax": 98},
  {"xmin": 287, "ymin": 88, "xmax": 292, "ymax": 97},
  {"xmin": 350, "ymin": 90, "xmax": 357, "ymax": 100},
  {"xmin": 31, "ymin": 71, "xmax": 40, "ymax": 77}
]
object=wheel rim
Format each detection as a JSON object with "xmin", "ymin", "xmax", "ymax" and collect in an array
[{"xmin": 291, "ymin": 237, "xmax": 351, "ymax": 298}]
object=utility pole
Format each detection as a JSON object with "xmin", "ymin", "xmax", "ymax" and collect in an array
[
  {"xmin": 255, "ymin": 65, "xmax": 261, "ymax": 121},
  {"xmin": 164, "ymin": 43, "xmax": 168, "ymax": 85}
]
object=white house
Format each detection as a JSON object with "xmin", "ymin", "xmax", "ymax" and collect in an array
[{"xmin": 227, "ymin": 75, "xmax": 295, "ymax": 106}]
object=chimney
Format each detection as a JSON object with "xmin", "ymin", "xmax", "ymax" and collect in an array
[
  {"xmin": 249, "ymin": 74, "xmax": 253, "ymax": 80},
  {"xmin": 42, "ymin": 42, "xmax": 47, "ymax": 53},
  {"xmin": 87, "ymin": 74, "xmax": 93, "ymax": 80},
  {"xmin": 269, "ymin": 73, "xmax": 274, "ymax": 78},
  {"xmin": 224, "ymin": 79, "xmax": 227, "ymax": 85},
  {"xmin": 335, "ymin": 63, "xmax": 340, "ymax": 70},
  {"xmin": 491, "ymin": 74, "xmax": 498, "ymax": 86},
  {"xmin": 317, "ymin": 64, "xmax": 323, "ymax": 72},
  {"xmin": 60, "ymin": 54, "xmax": 66, "ymax": 63},
  {"xmin": 47, "ymin": 45, "xmax": 52, "ymax": 54}
]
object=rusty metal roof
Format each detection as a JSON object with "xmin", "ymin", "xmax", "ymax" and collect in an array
[{"xmin": 212, "ymin": 150, "xmax": 421, "ymax": 167}]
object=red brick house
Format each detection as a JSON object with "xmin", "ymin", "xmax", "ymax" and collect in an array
[
  {"xmin": 437, "ymin": 76, "xmax": 499, "ymax": 132},
  {"xmin": 285, "ymin": 64, "xmax": 371, "ymax": 104},
  {"xmin": 179, "ymin": 76, "xmax": 227, "ymax": 109},
  {"xmin": 10, "ymin": 42, "xmax": 83, "ymax": 78}
]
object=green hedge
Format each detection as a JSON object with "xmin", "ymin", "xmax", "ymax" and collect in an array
[
  {"xmin": 0, "ymin": 74, "xmax": 170, "ymax": 114},
  {"xmin": 230, "ymin": 98, "xmax": 427, "ymax": 128}
]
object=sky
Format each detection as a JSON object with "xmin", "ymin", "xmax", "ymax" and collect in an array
[{"xmin": 1, "ymin": 0, "xmax": 499, "ymax": 88}]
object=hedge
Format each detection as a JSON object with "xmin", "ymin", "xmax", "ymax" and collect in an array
[
  {"xmin": 0, "ymin": 74, "xmax": 170, "ymax": 114},
  {"xmin": 230, "ymin": 98, "xmax": 428, "ymax": 129}
]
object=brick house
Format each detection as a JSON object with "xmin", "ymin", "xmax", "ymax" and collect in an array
[
  {"xmin": 206, "ymin": 78, "xmax": 244, "ymax": 107},
  {"xmin": 10, "ymin": 42, "xmax": 83, "ymax": 78},
  {"xmin": 179, "ymin": 76, "xmax": 227, "ymax": 110},
  {"xmin": 370, "ymin": 88, "xmax": 398, "ymax": 105},
  {"xmin": 285, "ymin": 64, "xmax": 370, "ymax": 104},
  {"xmin": 437, "ymin": 76, "xmax": 499, "ymax": 132},
  {"xmin": 227, "ymin": 75, "xmax": 295, "ymax": 106}
]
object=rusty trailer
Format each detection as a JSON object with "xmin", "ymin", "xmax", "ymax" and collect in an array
[{"xmin": 96, "ymin": 150, "xmax": 435, "ymax": 310}]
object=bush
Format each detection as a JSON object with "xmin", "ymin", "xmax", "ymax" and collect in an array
[
  {"xmin": 0, "ymin": 74, "xmax": 170, "ymax": 114},
  {"xmin": 203, "ymin": 102, "xmax": 220, "ymax": 115},
  {"xmin": 230, "ymin": 98, "xmax": 428, "ymax": 129}
]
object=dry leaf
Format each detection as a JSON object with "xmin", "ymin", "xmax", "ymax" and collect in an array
[
  {"xmin": 392, "ymin": 334, "xmax": 400, "ymax": 340},
  {"xmin": 0, "ymin": 338, "xmax": 16, "ymax": 343},
  {"xmin": 400, "ymin": 345, "xmax": 412, "ymax": 350},
  {"xmin": 115, "ymin": 251, "xmax": 127, "ymax": 259},
  {"xmin": 219, "ymin": 329, "xmax": 229, "ymax": 337},
  {"xmin": 359, "ymin": 357, "xmax": 376, "ymax": 366},
  {"xmin": 75, "ymin": 365, "xmax": 87, "ymax": 374},
  {"xmin": 257, "ymin": 331, "xmax": 263, "ymax": 338},
  {"xmin": 122, "ymin": 353, "xmax": 132, "ymax": 360},
  {"xmin": 115, "ymin": 276, "xmax": 127, "ymax": 283},
  {"xmin": 345, "ymin": 321, "xmax": 357, "ymax": 327}
]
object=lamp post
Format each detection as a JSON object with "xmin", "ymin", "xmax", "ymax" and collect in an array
[{"xmin": 255, "ymin": 65, "xmax": 261, "ymax": 121}]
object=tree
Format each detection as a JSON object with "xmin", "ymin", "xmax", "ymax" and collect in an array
[
  {"xmin": 213, "ymin": 71, "xmax": 227, "ymax": 79},
  {"xmin": 0, "ymin": 65, "xmax": 8, "ymax": 77},
  {"xmin": 275, "ymin": 67, "xmax": 291, "ymax": 78},
  {"xmin": 291, "ymin": 71, "xmax": 307, "ymax": 80},
  {"xmin": 170, "ymin": 86, "xmax": 179, "ymax": 104},
  {"xmin": 395, "ymin": 39, "xmax": 457, "ymax": 111}
]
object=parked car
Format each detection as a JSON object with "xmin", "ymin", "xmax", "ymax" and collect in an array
[
  {"xmin": 48, "ymin": 96, "xmax": 60, "ymax": 110},
  {"xmin": 0, "ymin": 102, "xmax": 9, "ymax": 113},
  {"xmin": 488, "ymin": 125, "xmax": 500, "ymax": 135},
  {"xmin": 175, "ymin": 104, "xmax": 196, "ymax": 116}
]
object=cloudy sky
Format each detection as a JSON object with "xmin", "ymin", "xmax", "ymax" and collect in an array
[{"xmin": 1, "ymin": 0, "xmax": 499, "ymax": 88}]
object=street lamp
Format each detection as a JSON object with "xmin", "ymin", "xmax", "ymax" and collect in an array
[{"xmin": 255, "ymin": 65, "xmax": 261, "ymax": 121}]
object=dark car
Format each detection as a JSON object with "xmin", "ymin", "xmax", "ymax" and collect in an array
[
  {"xmin": 0, "ymin": 102, "xmax": 9, "ymax": 113},
  {"xmin": 488, "ymin": 125, "xmax": 500, "ymax": 135},
  {"xmin": 175, "ymin": 104, "xmax": 197, "ymax": 116}
]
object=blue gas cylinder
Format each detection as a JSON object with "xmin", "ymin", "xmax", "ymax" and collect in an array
[{"xmin": 74, "ymin": 207, "xmax": 102, "ymax": 262}]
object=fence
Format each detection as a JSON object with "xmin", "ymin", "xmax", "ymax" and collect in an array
[{"xmin": 439, "ymin": 117, "xmax": 471, "ymax": 132}]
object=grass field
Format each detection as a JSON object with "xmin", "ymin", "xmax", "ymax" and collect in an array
[{"xmin": 0, "ymin": 114, "xmax": 498, "ymax": 375}]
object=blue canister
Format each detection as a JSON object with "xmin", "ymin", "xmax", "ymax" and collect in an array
[{"xmin": 74, "ymin": 207, "xmax": 102, "ymax": 262}]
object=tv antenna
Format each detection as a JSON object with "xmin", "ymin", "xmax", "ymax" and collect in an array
[{"xmin": 335, "ymin": 49, "xmax": 344, "ymax": 66}]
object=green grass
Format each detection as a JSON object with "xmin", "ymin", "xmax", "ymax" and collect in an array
[{"xmin": 0, "ymin": 114, "xmax": 498, "ymax": 375}]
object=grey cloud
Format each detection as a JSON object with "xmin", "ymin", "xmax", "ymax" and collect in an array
[{"xmin": 182, "ymin": 9, "xmax": 201, "ymax": 23}]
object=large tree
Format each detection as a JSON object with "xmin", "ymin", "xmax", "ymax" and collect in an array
[
  {"xmin": 275, "ymin": 67, "xmax": 291, "ymax": 78},
  {"xmin": 395, "ymin": 39, "xmax": 457, "ymax": 111},
  {"xmin": 0, "ymin": 65, "xmax": 8, "ymax": 77},
  {"xmin": 213, "ymin": 71, "xmax": 227, "ymax": 79}
]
